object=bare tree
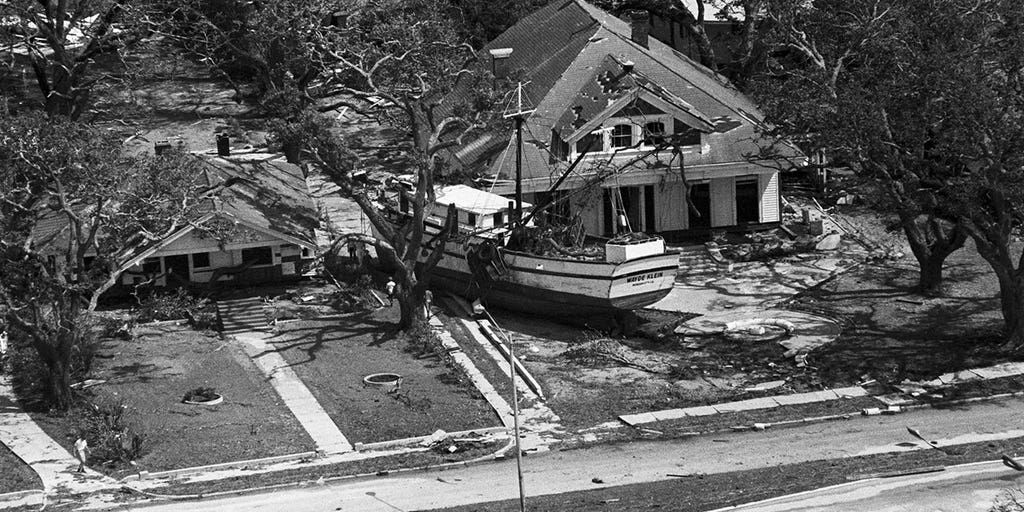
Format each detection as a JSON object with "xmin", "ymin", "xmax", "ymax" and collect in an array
[
  {"xmin": 265, "ymin": 0, "xmax": 507, "ymax": 330},
  {"xmin": 0, "ymin": 115, "xmax": 208, "ymax": 408},
  {"xmin": 0, "ymin": 0, "xmax": 146, "ymax": 119},
  {"xmin": 149, "ymin": 0, "xmax": 335, "ymax": 104},
  {"xmin": 749, "ymin": 0, "xmax": 968, "ymax": 295}
]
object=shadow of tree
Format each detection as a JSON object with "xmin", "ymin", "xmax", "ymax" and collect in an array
[{"xmin": 259, "ymin": 310, "xmax": 400, "ymax": 367}]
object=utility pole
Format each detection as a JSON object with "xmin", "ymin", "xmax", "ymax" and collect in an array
[{"xmin": 483, "ymin": 308, "xmax": 527, "ymax": 512}]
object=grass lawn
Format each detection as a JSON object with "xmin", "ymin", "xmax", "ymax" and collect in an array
[
  {"xmin": 31, "ymin": 325, "xmax": 314, "ymax": 476},
  {"xmin": 0, "ymin": 442, "xmax": 41, "ymax": 494},
  {"xmin": 488, "ymin": 309, "xmax": 816, "ymax": 431},
  {"xmin": 267, "ymin": 306, "xmax": 500, "ymax": 444},
  {"xmin": 791, "ymin": 238, "xmax": 1018, "ymax": 387}
]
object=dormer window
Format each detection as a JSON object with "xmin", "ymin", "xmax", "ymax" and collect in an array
[
  {"xmin": 674, "ymin": 119, "xmax": 702, "ymax": 146},
  {"xmin": 568, "ymin": 114, "xmax": 704, "ymax": 159},
  {"xmin": 576, "ymin": 133, "xmax": 600, "ymax": 154},
  {"xmin": 610, "ymin": 124, "xmax": 633, "ymax": 148},
  {"xmin": 644, "ymin": 121, "xmax": 666, "ymax": 146}
]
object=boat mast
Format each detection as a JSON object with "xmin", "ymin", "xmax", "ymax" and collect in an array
[{"xmin": 504, "ymin": 82, "xmax": 534, "ymax": 225}]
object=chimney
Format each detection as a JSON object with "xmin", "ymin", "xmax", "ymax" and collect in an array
[
  {"xmin": 216, "ymin": 133, "xmax": 230, "ymax": 157},
  {"xmin": 327, "ymin": 11, "xmax": 347, "ymax": 28},
  {"xmin": 489, "ymin": 48, "xmax": 514, "ymax": 79},
  {"xmin": 625, "ymin": 10, "xmax": 650, "ymax": 48},
  {"xmin": 154, "ymin": 140, "xmax": 171, "ymax": 155}
]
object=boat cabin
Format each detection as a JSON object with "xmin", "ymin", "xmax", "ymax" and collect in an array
[{"xmin": 426, "ymin": 185, "xmax": 531, "ymax": 233}]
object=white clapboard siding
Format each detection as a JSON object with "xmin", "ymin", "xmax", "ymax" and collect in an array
[{"xmin": 760, "ymin": 171, "xmax": 780, "ymax": 223}]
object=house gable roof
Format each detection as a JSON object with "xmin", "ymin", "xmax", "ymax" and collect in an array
[
  {"xmin": 29, "ymin": 151, "xmax": 319, "ymax": 264},
  {"xmin": 444, "ymin": 0, "xmax": 800, "ymax": 185}
]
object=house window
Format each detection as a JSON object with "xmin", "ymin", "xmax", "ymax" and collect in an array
[
  {"xmin": 494, "ymin": 212, "xmax": 504, "ymax": 226},
  {"xmin": 736, "ymin": 177, "xmax": 760, "ymax": 224},
  {"xmin": 241, "ymin": 247, "xmax": 273, "ymax": 265},
  {"xmin": 576, "ymin": 133, "xmax": 601, "ymax": 154},
  {"xmin": 142, "ymin": 257, "xmax": 161, "ymax": 274},
  {"xmin": 191, "ymin": 252, "xmax": 211, "ymax": 269},
  {"xmin": 610, "ymin": 124, "xmax": 633, "ymax": 149},
  {"xmin": 466, "ymin": 212, "xmax": 477, "ymax": 226},
  {"xmin": 644, "ymin": 122, "xmax": 666, "ymax": 146},
  {"xmin": 674, "ymin": 119, "xmax": 702, "ymax": 146}
]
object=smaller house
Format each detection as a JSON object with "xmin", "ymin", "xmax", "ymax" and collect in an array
[{"xmin": 31, "ymin": 150, "xmax": 319, "ymax": 293}]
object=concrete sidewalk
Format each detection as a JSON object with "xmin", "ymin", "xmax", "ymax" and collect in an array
[
  {"xmin": 620, "ymin": 386, "xmax": 869, "ymax": 426},
  {"xmin": 230, "ymin": 330, "xmax": 353, "ymax": 456},
  {"xmin": 218, "ymin": 292, "xmax": 352, "ymax": 455},
  {"xmin": 0, "ymin": 375, "xmax": 117, "ymax": 498}
]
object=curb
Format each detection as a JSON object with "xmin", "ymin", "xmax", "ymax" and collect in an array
[
  {"xmin": 477, "ymin": 322, "xmax": 546, "ymax": 400},
  {"xmin": 0, "ymin": 489, "xmax": 43, "ymax": 510},
  {"xmin": 124, "ymin": 436, "xmax": 517, "ymax": 503},
  {"xmin": 119, "ymin": 451, "xmax": 320, "ymax": 482},
  {"xmin": 353, "ymin": 426, "xmax": 509, "ymax": 452},
  {"xmin": 628, "ymin": 391, "xmax": 1024, "ymax": 441},
  {"xmin": 703, "ymin": 458, "xmax": 1008, "ymax": 512},
  {"xmin": 900, "ymin": 390, "xmax": 1024, "ymax": 412}
]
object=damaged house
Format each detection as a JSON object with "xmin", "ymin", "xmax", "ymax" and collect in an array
[
  {"xmin": 444, "ymin": 0, "xmax": 801, "ymax": 241},
  {"xmin": 30, "ymin": 150, "xmax": 319, "ymax": 294}
]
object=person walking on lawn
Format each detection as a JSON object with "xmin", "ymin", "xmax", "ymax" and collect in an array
[
  {"xmin": 386, "ymin": 277, "xmax": 396, "ymax": 306},
  {"xmin": 74, "ymin": 436, "xmax": 89, "ymax": 473}
]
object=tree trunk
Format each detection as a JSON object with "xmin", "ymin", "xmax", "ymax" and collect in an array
[
  {"xmin": 900, "ymin": 214, "xmax": 966, "ymax": 296},
  {"xmin": 45, "ymin": 357, "xmax": 73, "ymax": 411},
  {"xmin": 395, "ymin": 288, "xmax": 427, "ymax": 330},
  {"xmin": 995, "ymin": 270, "xmax": 1024, "ymax": 350},
  {"xmin": 395, "ymin": 267, "xmax": 427, "ymax": 331},
  {"xmin": 916, "ymin": 256, "xmax": 946, "ymax": 296},
  {"xmin": 965, "ymin": 225, "xmax": 1024, "ymax": 350}
]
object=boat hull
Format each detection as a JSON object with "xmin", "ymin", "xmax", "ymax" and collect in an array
[{"xmin": 424, "ymin": 238, "xmax": 679, "ymax": 317}]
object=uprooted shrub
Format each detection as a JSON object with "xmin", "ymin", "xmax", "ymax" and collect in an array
[
  {"xmin": 95, "ymin": 316, "xmax": 135, "ymax": 341},
  {"xmin": 135, "ymin": 289, "xmax": 218, "ymax": 330},
  {"xmin": 73, "ymin": 395, "xmax": 146, "ymax": 468}
]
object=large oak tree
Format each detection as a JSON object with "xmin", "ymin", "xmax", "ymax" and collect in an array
[
  {"xmin": 749, "ymin": 0, "xmax": 968, "ymax": 295},
  {"xmin": 0, "ymin": 0, "xmax": 147, "ymax": 119},
  {"xmin": 0, "ymin": 114, "xmax": 207, "ymax": 408}
]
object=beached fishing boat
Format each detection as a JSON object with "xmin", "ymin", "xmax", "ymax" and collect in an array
[
  {"xmin": 404, "ymin": 184, "xmax": 680, "ymax": 320},
  {"xmin": 374, "ymin": 83, "xmax": 678, "ymax": 324}
]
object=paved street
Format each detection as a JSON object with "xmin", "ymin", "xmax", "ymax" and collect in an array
[
  {"xmin": 134, "ymin": 396, "xmax": 1024, "ymax": 512},
  {"xmin": 723, "ymin": 460, "xmax": 1024, "ymax": 512}
]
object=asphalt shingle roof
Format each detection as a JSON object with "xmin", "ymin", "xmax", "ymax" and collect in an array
[
  {"xmin": 444, "ymin": 0, "xmax": 799, "ymax": 187},
  {"xmin": 30, "ymin": 152, "xmax": 318, "ymax": 259}
]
